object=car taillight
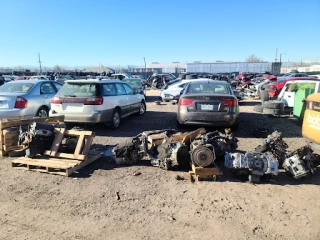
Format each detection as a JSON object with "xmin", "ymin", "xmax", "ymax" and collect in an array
[
  {"xmin": 84, "ymin": 97, "xmax": 103, "ymax": 105},
  {"xmin": 222, "ymin": 99, "xmax": 238, "ymax": 107},
  {"xmin": 51, "ymin": 96, "xmax": 61, "ymax": 104},
  {"xmin": 14, "ymin": 97, "xmax": 28, "ymax": 108},
  {"xmin": 178, "ymin": 98, "xmax": 194, "ymax": 106}
]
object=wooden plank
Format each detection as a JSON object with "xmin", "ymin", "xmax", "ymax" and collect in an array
[
  {"xmin": 47, "ymin": 152, "xmax": 87, "ymax": 161},
  {"xmin": 65, "ymin": 153, "xmax": 102, "ymax": 176},
  {"xmin": 82, "ymin": 136, "xmax": 94, "ymax": 156},
  {"xmin": 45, "ymin": 128, "xmax": 66, "ymax": 157},
  {"xmin": 4, "ymin": 145, "xmax": 21, "ymax": 152},
  {"xmin": 0, "ymin": 116, "xmax": 64, "ymax": 129},
  {"xmin": 3, "ymin": 129, "xmax": 19, "ymax": 140},
  {"xmin": 74, "ymin": 134, "xmax": 85, "ymax": 158},
  {"xmin": 65, "ymin": 130, "xmax": 93, "ymax": 136},
  {"xmin": 12, "ymin": 158, "xmax": 79, "ymax": 169},
  {"xmin": 191, "ymin": 164, "xmax": 222, "ymax": 176},
  {"xmin": 12, "ymin": 153, "xmax": 103, "ymax": 177}
]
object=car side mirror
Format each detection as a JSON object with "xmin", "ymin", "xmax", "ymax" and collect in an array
[
  {"xmin": 133, "ymin": 89, "xmax": 139, "ymax": 94},
  {"xmin": 180, "ymin": 89, "xmax": 184, "ymax": 95}
]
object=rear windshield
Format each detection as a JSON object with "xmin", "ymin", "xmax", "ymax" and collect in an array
[
  {"xmin": 0, "ymin": 82, "xmax": 34, "ymax": 93},
  {"xmin": 122, "ymin": 79, "xmax": 142, "ymax": 88},
  {"xmin": 57, "ymin": 83, "xmax": 98, "ymax": 97},
  {"xmin": 186, "ymin": 82, "xmax": 229, "ymax": 94}
]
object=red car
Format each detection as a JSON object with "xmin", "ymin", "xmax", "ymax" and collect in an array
[{"xmin": 266, "ymin": 77, "xmax": 319, "ymax": 99}]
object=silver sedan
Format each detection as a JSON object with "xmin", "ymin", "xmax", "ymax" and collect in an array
[{"xmin": 0, "ymin": 80, "xmax": 62, "ymax": 119}]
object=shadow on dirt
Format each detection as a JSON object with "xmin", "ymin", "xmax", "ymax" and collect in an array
[{"xmin": 73, "ymin": 155, "xmax": 320, "ymax": 186}]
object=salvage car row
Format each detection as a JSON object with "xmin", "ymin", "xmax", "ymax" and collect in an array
[{"xmin": 0, "ymin": 77, "xmax": 240, "ymax": 129}]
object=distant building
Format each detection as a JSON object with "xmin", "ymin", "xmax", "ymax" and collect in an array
[
  {"xmin": 187, "ymin": 62, "xmax": 269, "ymax": 74},
  {"xmin": 281, "ymin": 64, "xmax": 320, "ymax": 73}
]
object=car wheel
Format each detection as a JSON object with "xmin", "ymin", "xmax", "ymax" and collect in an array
[
  {"xmin": 36, "ymin": 107, "xmax": 49, "ymax": 118},
  {"xmin": 261, "ymin": 90, "xmax": 269, "ymax": 103},
  {"xmin": 137, "ymin": 101, "xmax": 146, "ymax": 115},
  {"xmin": 111, "ymin": 109, "xmax": 121, "ymax": 129}
]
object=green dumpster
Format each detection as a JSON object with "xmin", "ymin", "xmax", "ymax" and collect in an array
[{"xmin": 292, "ymin": 83, "xmax": 315, "ymax": 120}]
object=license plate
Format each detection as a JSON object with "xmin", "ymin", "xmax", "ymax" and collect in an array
[
  {"xmin": 201, "ymin": 104, "xmax": 214, "ymax": 110},
  {"xmin": 0, "ymin": 101, "xmax": 8, "ymax": 108},
  {"xmin": 64, "ymin": 104, "xmax": 82, "ymax": 111}
]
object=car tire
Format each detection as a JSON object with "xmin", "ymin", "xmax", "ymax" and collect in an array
[
  {"xmin": 253, "ymin": 104, "xmax": 263, "ymax": 113},
  {"xmin": 263, "ymin": 108, "xmax": 283, "ymax": 115},
  {"xmin": 263, "ymin": 101, "xmax": 284, "ymax": 109},
  {"xmin": 261, "ymin": 90, "xmax": 269, "ymax": 103},
  {"xmin": 111, "ymin": 109, "xmax": 121, "ymax": 129},
  {"xmin": 36, "ymin": 106, "xmax": 49, "ymax": 118},
  {"xmin": 136, "ymin": 101, "xmax": 146, "ymax": 115}
]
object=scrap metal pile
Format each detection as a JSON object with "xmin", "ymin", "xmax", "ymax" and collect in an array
[
  {"xmin": 113, "ymin": 128, "xmax": 238, "ymax": 170},
  {"xmin": 113, "ymin": 128, "xmax": 319, "ymax": 183}
]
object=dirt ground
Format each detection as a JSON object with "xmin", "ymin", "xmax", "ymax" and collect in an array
[{"xmin": 0, "ymin": 89, "xmax": 319, "ymax": 240}]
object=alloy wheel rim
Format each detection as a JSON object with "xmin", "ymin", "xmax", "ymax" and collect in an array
[
  {"xmin": 139, "ymin": 103, "xmax": 145, "ymax": 114},
  {"xmin": 113, "ymin": 113, "xmax": 120, "ymax": 127},
  {"xmin": 39, "ymin": 109, "xmax": 48, "ymax": 117}
]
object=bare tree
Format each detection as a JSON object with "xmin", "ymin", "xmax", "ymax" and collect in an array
[
  {"xmin": 53, "ymin": 65, "xmax": 63, "ymax": 72},
  {"xmin": 246, "ymin": 54, "xmax": 263, "ymax": 62}
]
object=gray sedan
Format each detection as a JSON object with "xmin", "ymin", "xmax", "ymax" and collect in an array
[
  {"xmin": 0, "ymin": 80, "xmax": 62, "ymax": 119},
  {"xmin": 177, "ymin": 80, "xmax": 239, "ymax": 128}
]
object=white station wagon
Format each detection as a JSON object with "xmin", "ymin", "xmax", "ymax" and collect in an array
[{"xmin": 49, "ymin": 79, "xmax": 146, "ymax": 128}]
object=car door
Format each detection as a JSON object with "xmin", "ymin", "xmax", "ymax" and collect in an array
[
  {"xmin": 115, "ymin": 83, "xmax": 131, "ymax": 117},
  {"xmin": 281, "ymin": 83, "xmax": 295, "ymax": 107},
  {"xmin": 122, "ymin": 83, "xmax": 140, "ymax": 113},
  {"xmin": 40, "ymin": 82, "xmax": 57, "ymax": 108}
]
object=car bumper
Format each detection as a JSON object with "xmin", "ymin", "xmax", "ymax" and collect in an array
[
  {"xmin": 177, "ymin": 111, "xmax": 238, "ymax": 126},
  {"xmin": 49, "ymin": 109, "xmax": 113, "ymax": 123},
  {"xmin": 0, "ymin": 109, "xmax": 34, "ymax": 120},
  {"xmin": 160, "ymin": 92, "xmax": 179, "ymax": 101}
]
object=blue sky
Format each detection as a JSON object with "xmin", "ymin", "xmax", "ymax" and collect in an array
[{"xmin": 0, "ymin": 0, "xmax": 319, "ymax": 68}]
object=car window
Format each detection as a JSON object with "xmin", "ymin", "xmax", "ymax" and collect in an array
[
  {"xmin": 52, "ymin": 82, "xmax": 62, "ymax": 91},
  {"xmin": 0, "ymin": 82, "xmax": 34, "ymax": 93},
  {"xmin": 57, "ymin": 83, "xmax": 97, "ymax": 97},
  {"xmin": 40, "ymin": 82, "xmax": 56, "ymax": 94},
  {"xmin": 187, "ymin": 83, "xmax": 229, "ymax": 94},
  {"xmin": 115, "ymin": 83, "xmax": 126, "ymax": 95},
  {"xmin": 103, "ymin": 84, "xmax": 116, "ymax": 96},
  {"xmin": 123, "ymin": 84, "xmax": 134, "ymax": 95}
]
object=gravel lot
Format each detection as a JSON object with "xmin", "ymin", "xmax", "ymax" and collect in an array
[{"xmin": 0, "ymin": 89, "xmax": 319, "ymax": 240}]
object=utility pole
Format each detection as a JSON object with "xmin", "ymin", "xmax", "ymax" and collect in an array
[
  {"xmin": 143, "ymin": 57, "xmax": 147, "ymax": 79},
  {"xmin": 38, "ymin": 52, "xmax": 42, "ymax": 74}
]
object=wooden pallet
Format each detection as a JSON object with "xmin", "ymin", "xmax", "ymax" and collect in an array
[
  {"xmin": 189, "ymin": 163, "xmax": 223, "ymax": 182},
  {"xmin": 0, "ymin": 116, "xmax": 64, "ymax": 157},
  {"xmin": 11, "ymin": 153, "xmax": 102, "ymax": 176},
  {"xmin": 44, "ymin": 128, "xmax": 95, "ymax": 161}
]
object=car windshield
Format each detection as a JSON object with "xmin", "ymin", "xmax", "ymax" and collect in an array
[
  {"xmin": 0, "ymin": 82, "xmax": 34, "ymax": 93},
  {"xmin": 122, "ymin": 79, "xmax": 142, "ymax": 88},
  {"xmin": 187, "ymin": 82, "xmax": 229, "ymax": 94},
  {"xmin": 57, "ymin": 83, "xmax": 97, "ymax": 97}
]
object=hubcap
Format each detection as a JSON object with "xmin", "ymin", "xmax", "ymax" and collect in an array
[
  {"xmin": 113, "ymin": 112, "xmax": 120, "ymax": 127},
  {"xmin": 39, "ymin": 109, "xmax": 48, "ymax": 117},
  {"xmin": 139, "ymin": 103, "xmax": 145, "ymax": 114}
]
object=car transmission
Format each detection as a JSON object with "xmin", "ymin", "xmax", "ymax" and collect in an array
[
  {"xmin": 224, "ymin": 152, "xmax": 279, "ymax": 183},
  {"xmin": 18, "ymin": 122, "xmax": 55, "ymax": 158},
  {"xmin": 151, "ymin": 142, "xmax": 189, "ymax": 170},
  {"xmin": 190, "ymin": 139, "xmax": 215, "ymax": 167},
  {"xmin": 282, "ymin": 146, "xmax": 315, "ymax": 179}
]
